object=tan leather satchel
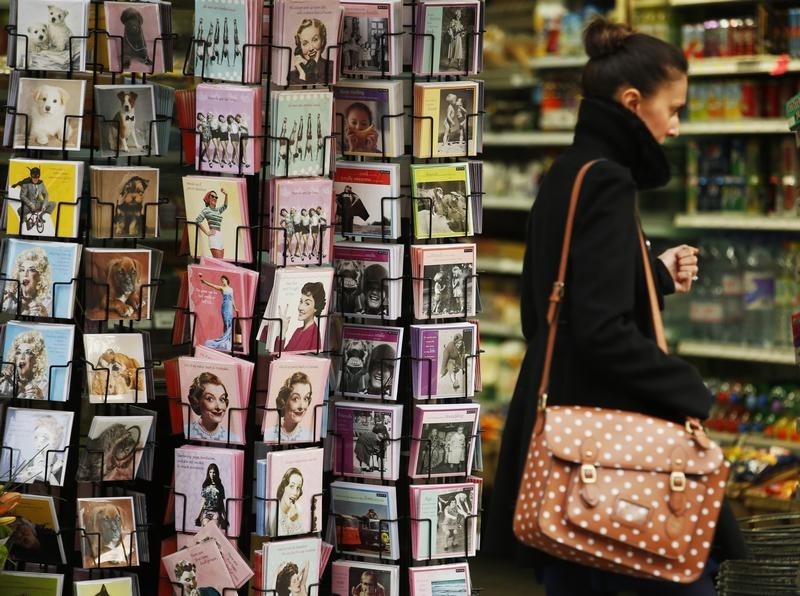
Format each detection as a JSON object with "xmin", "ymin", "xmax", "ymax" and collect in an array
[{"xmin": 512, "ymin": 161, "xmax": 729, "ymax": 584}]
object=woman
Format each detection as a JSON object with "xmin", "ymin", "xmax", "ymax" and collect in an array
[
  {"xmin": 485, "ymin": 17, "xmax": 747, "ymax": 595},
  {"xmin": 264, "ymin": 371, "xmax": 314, "ymax": 443},
  {"xmin": 2, "ymin": 247, "xmax": 52, "ymax": 317},
  {"xmin": 275, "ymin": 467, "xmax": 305, "ymax": 536},
  {"xmin": 275, "ymin": 281, "xmax": 327, "ymax": 353},
  {"xmin": 195, "ymin": 187, "xmax": 228, "ymax": 259},
  {"xmin": 289, "ymin": 18, "xmax": 332, "ymax": 85},
  {"xmin": 19, "ymin": 414, "xmax": 64, "ymax": 484},
  {"xmin": 275, "ymin": 560, "xmax": 309, "ymax": 596},
  {"xmin": 8, "ymin": 329, "xmax": 48, "ymax": 400},
  {"xmin": 440, "ymin": 491, "xmax": 472, "ymax": 551},
  {"xmin": 200, "ymin": 274, "xmax": 239, "ymax": 352},
  {"xmin": 186, "ymin": 371, "xmax": 240, "ymax": 443},
  {"xmin": 194, "ymin": 462, "xmax": 228, "ymax": 530}
]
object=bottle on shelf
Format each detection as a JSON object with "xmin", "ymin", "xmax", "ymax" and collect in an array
[
  {"xmin": 742, "ymin": 240, "xmax": 776, "ymax": 347},
  {"xmin": 719, "ymin": 239, "xmax": 744, "ymax": 344}
]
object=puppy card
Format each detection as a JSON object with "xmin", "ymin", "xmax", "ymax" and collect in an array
[
  {"xmin": 104, "ymin": 1, "xmax": 165, "ymax": 74},
  {"xmin": 83, "ymin": 333, "xmax": 149, "ymax": 403},
  {"xmin": 13, "ymin": 77, "xmax": 86, "ymax": 151},
  {"xmin": 0, "ymin": 407, "xmax": 74, "ymax": 486},
  {"xmin": 83, "ymin": 248, "xmax": 153, "ymax": 321},
  {"xmin": 0, "ymin": 320, "xmax": 75, "ymax": 402},
  {"xmin": 5, "ymin": 158, "xmax": 84, "ymax": 239},
  {"xmin": 77, "ymin": 496, "xmax": 139, "ymax": 568},
  {"xmin": 94, "ymin": 85, "xmax": 159, "ymax": 158},
  {"xmin": 14, "ymin": 0, "xmax": 89, "ymax": 71},
  {"xmin": 76, "ymin": 415, "xmax": 153, "ymax": 482},
  {"xmin": 89, "ymin": 166, "xmax": 160, "ymax": 239}
]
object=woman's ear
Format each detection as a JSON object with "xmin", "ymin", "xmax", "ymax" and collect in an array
[{"xmin": 618, "ymin": 87, "xmax": 642, "ymax": 114}]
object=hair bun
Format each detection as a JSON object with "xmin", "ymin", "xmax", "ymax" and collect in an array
[{"xmin": 583, "ymin": 17, "xmax": 633, "ymax": 59}]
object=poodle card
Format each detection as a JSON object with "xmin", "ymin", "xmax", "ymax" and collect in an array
[
  {"xmin": 94, "ymin": 84, "xmax": 159, "ymax": 158},
  {"xmin": 83, "ymin": 333, "xmax": 149, "ymax": 403},
  {"xmin": 14, "ymin": 0, "xmax": 89, "ymax": 71},
  {"xmin": 104, "ymin": 1, "xmax": 165, "ymax": 74},
  {"xmin": 13, "ymin": 77, "xmax": 86, "ymax": 151}
]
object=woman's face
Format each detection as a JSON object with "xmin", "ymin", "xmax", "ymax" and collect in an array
[
  {"xmin": 299, "ymin": 24, "xmax": 322, "ymax": 60},
  {"xmin": 289, "ymin": 570, "xmax": 302, "ymax": 593},
  {"xmin": 34, "ymin": 425, "xmax": 54, "ymax": 450},
  {"xmin": 18, "ymin": 260, "xmax": 40, "ymax": 298},
  {"xmin": 283, "ymin": 382, "xmax": 311, "ymax": 424},
  {"xmin": 282, "ymin": 473, "xmax": 303, "ymax": 506},
  {"xmin": 629, "ymin": 75, "xmax": 688, "ymax": 144},
  {"xmin": 179, "ymin": 570, "xmax": 198, "ymax": 591},
  {"xmin": 297, "ymin": 292, "xmax": 317, "ymax": 323},
  {"xmin": 208, "ymin": 466, "xmax": 217, "ymax": 481},
  {"xmin": 347, "ymin": 107, "xmax": 372, "ymax": 132},
  {"xmin": 15, "ymin": 342, "xmax": 35, "ymax": 380},
  {"xmin": 199, "ymin": 382, "xmax": 229, "ymax": 428}
]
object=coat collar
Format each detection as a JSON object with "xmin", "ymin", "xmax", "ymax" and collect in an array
[{"xmin": 573, "ymin": 96, "xmax": 671, "ymax": 190}]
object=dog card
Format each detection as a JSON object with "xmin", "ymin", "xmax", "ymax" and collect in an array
[
  {"xmin": 0, "ymin": 320, "xmax": 75, "ymax": 402},
  {"xmin": 104, "ymin": 1, "xmax": 165, "ymax": 74},
  {"xmin": 83, "ymin": 248, "xmax": 153, "ymax": 321},
  {"xmin": 89, "ymin": 166, "xmax": 160, "ymax": 239},
  {"xmin": 8, "ymin": 494, "xmax": 67, "ymax": 565},
  {"xmin": 83, "ymin": 333, "xmax": 148, "ymax": 403},
  {"xmin": 14, "ymin": 0, "xmax": 89, "ymax": 71},
  {"xmin": 76, "ymin": 415, "xmax": 153, "ymax": 482},
  {"xmin": 332, "ymin": 401, "xmax": 403, "ymax": 481},
  {"xmin": 74, "ymin": 577, "xmax": 134, "ymax": 596},
  {"xmin": 332, "ymin": 560, "xmax": 400, "ymax": 596},
  {"xmin": 0, "ymin": 407, "xmax": 74, "ymax": 486},
  {"xmin": 5, "ymin": 158, "xmax": 84, "ymax": 238},
  {"xmin": 94, "ymin": 85, "xmax": 159, "ymax": 158},
  {"xmin": 77, "ymin": 496, "xmax": 139, "ymax": 568},
  {"xmin": 161, "ymin": 538, "xmax": 235, "ymax": 596},
  {"xmin": 408, "ymin": 563, "xmax": 471, "ymax": 596},
  {"xmin": 13, "ymin": 77, "xmax": 86, "ymax": 151},
  {"xmin": 261, "ymin": 354, "xmax": 330, "ymax": 445}
]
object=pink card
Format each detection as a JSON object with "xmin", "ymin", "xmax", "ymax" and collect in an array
[
  {"xmin": 104, "ymin": 1, "xmax": 165, "ymax": 74},
  {"xmin": 162, "ymin": 538, "xmax": 235, "ymax": 596},
  {"xmin": 178, "ymin": 356, "xmax": 244, "ymax": 445},
  {"xmin": 188, "ymin": 263, "xmax": 250, "ymax": 355}
]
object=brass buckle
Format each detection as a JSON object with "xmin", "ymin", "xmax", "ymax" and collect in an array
[
  {"xmin": 550, "ymin": 281, "xmax": 565, "ymax": 302},
  {"xmin": 580, "ymin": 464, "xmax": 597, "ymax": 484},
  {"xmin": 670, "ymin": 471, "xmax": 686, "ymax": 492},
  {"xmin": 538, "ymin": 393, "xmax": 548, "ymax": 411}
]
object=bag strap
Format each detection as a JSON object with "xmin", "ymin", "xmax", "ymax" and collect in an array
[{"xmin": 533, "ymin": 161, "xmax": 667, "ymax": 435}]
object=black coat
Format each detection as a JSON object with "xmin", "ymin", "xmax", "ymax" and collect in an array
[{"xmin": 484, "ymin": 96, "xmax": 748, "ymax": 569}]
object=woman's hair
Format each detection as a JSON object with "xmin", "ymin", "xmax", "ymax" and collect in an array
[
  {"xmin": 275, "ymin": 561, "xmax": 299, "ymax": 596},
  {"xmin": 10, "ymin": 330, "xmax": 47, "ymax": 382},
  {"xmin": 276, "ymin": 371, "xmax": 312, "ymax": 412},
  {"xmin": 345, "ymin": 102, "xmax": 373, "ymax": 124},
  {"xmin": 276, "ymin": 467, "xmax": 304, "ymax": 502},
  {"xmin": 220, "ymin": 275, "xmax": 230, "ymax": 285},
  {"xmin": 202, "ymin": 190, "xmax": 218, "ymax": 206},
  {"xmin": 295, "ymin": 18, "xmax": 327, "ymax": 52},
  {"xmin": 34, "ymin": 415, "xmax": 64, "ymax": 447},
  {"xmin": 301, "ymin": 282, "xmax": 327, "ymax": 315},
  {"xmin": 581, "ymin": 17, "xmax": 687, "ymax": 99},
  {"xmin": 14, "ymin": 248, "xmax": 52, "ymax": 300},
  {"xmin": 202, "ymin": 463, "xmax": 222, "ymax": 488},
  {"xmin": 187, "ymin": 372, "xmax": 228, "ymax": 415},
  {"xmin": 174, "ymin": 559, "xmax": 196, "ymax": 578}
]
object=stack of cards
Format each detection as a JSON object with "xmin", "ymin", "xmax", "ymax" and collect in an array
[
  {"xmin": 181, "ymin": 257, "xmax": 259, "ymax": 355},
  {"xmin": 270, "ymin": 0, "xmax": 343, "ymax": 86},
  {"xmin": 332, "ymin": 401, "xmax": 403, "ymax": 480},
  {"xmin": 9, "ymin": 76, "xmax": 86, "ymax": 150},
  {"xmin": 408, "ymin": 563, "xmax": 472, "ymax": 594},
  {"xmin": 192, "ymin": 0, "xmax": 263, "ymax": 82},
  {"xmin": 410, "ymin": 481, "xmax": 480, "ymax": 560},
  {"xmin": 333, "ymin": 242, "xmax": 404, "ymax": 320},
  {"xmin": 334, "ymin": 161, "xmax": 401, "ymax": 239},
  {"xmin": 175, "ymin": 88, "xmax": 197, "ymax": 165},
  {"xmin": 1, "ymin": 238, "xmax": 81, "ymax": 318},
  {"xmin": 413, "ymin": 0, "xmax": 483, "ymax": 75},
  {"xmin": 411, "ymin": 162, "xmax": 480, "ymax": 239},
  {"xmin": 2, "ymin": 571, "xmax": 64, "ymax": 594},
  {"xmin": 90, "ymin": 166, "xmax": 160, "ymax": 238},
  {"xmin": 104, "ymin": 1, "xmax": 172, "ymax": 74},
  {"xmin": 410, "ymin": 243, "xmax": 477, "ymax": 319},
  {"xmin": 181, "ymin": 175, "xmax": 252, "ymax": 263},
  {"xmin": 256, "ymin": 537, "xmax": 322, "ymax": 596},
  {"xmin": 10, "ymin": 0, "xmax": 90, "ymax": 71},
  {"xmin": 341, "ymin": 0, "xmax": 403, "ymax": 77},
  {"xmin": 255, "ymin": 447, "xmax": 324, "ymax": 536},
  {"xmin": 267, "ymin": 177, "xmax": 335, "ymax": 267},
  {"xmin": 83, "ymin": 332, "xmax": 153, "ymax": 403},
  {"xmin": 8, "ymin": 494, "xmax": 67, "ymax": 565},
  {"xmin": 329, "ymin": 480, "xmax": 399, "ymax": 560},
  {"xmin": 76, "ymin": 414, "xmax": 154, "ymax": 482},
  {"xmin": 332, "ymin": 560, "xmax": 400, "ymax": 596},
  {"xmin": 336, "ymin": 323, "xmax": 403, "ymax": 399},
  {"xmin": 268, "ymin": 89, "xmax": 334, "ymax": 178},
  {"xmin": 174, "ymin": 445, "xmax": 245, "ymax": 537},
  {"xmin": 94, "ymin": 85, "xmax": 159, "ymax": 158},
  {"xmin": 0, "ymin": 407, "xmax": 74, "ymax": 485},
  {"xmin": 74, "ymin": 577, "xmax": 136, "ymax": 595},
  {"xmin": 0, "ymin": 320, "xmax": 75, "ymax": 401},
  {"xmin": 257, "ymin": 266, "xmax": 335, "ymax": 354},
  {"xmin": 195, "ymin": 82, "xmax": 263, "ymax": 175},
  {"xmin": 171, "ymin": 521, "xmax": 254, "ymax": 586},
  {"xmin": 412, "ymin": 80, "xmax": 484, "ymax": 158},
  {"xmin": 334, "ymin": 80, "xmax": 404, "ymax": 157},
  {"xmin": 177, "ymin": 353, "xmax": 252, "ymax": 444},
  {"xmin": 262, "ymin": 354, "xmax": 330, "ymax": 444},
  {"xmin": 77, "ymin": 496, "xmax": 140, "ymax": 568},
  {"xmin": 408, "ymin": 403, "xmax": 480, "ymax": 478},
  {"xmin": 83, "ymin": 247, "xmax": 163, "ymax": 321},
  {"xmin": 410, "ymin": 322, "xmax": 478, "ymax": 399},
  {"xmin": 5, "ymin": 158, "xmax": 84, "ymax": 238}
]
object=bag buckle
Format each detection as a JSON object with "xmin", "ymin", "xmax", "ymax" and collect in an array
[
  {"xmin": 549, "ymin": 281, "xmax": 565, "ymax": 303},
  {"xmin": 670, "ymin": 471, "xmax": 686, "ymax": 492},
  {"xmin": 580, "ymin": 464, "xmax": 597, "ymax": 484}
]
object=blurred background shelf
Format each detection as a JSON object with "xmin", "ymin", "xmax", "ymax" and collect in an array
[{"xmin": 676, "ymin": 340, "xmax": 797, "ymax": 365}]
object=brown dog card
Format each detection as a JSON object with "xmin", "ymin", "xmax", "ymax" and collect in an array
[
  {"xmin": 77, "ymin": 496, "xmax": 139, "ymax": 568},
  {"xmin": 84, "ymin": 248, "xmax": 152, "ymax": 320}
]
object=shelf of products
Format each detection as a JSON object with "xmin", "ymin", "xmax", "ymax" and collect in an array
[
  {"xmin": 674, "ymin": 213, "xmax": 800, "ymax": 230},
  {"xmin": 676, "ymin": 340, "xmax": 797, "ymax": 365},
  {"xmin": 482, "ymin": 195, "xmax": 534, "ymax": 211},
  {"xmin": 483, "ymin": 130, "xmax": 573, "ymax": 146}
]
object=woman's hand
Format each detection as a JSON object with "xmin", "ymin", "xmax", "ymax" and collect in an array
[
  {"xmin": 658, "ymin": 244, "xmax": 699, "ymax": 294},
  {"xmin": 292, "ymin": 54, "xmax": 308, "ymax": 80}
]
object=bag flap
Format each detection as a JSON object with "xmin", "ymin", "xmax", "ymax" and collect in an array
[{"xmin": 543, "ymin": 406, "xmax": 723, "ymax": 474}]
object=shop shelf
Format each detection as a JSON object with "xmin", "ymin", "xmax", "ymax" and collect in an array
[
  {"xmin": 482, "ymin": 195, "xmax": 534, "ymax": 210},
  {"xmin": 680, "ymin": 120, "xmax": 789, "ymax": 135},
  {"xmin": 483, "ymin": 131, "xmax": 573, "ymax": 146},
  {"xmin": 688, "ymin": 55, "xmax": 800, "ymax": 76},
  {"xmin": 528, "ymin": 55, "xmax": 587, "ymax": 69},
  {"xmin": 676, "ymin": 340, "xmax": 796, "ymax": 365},
  {"xmin": 477, "ymin": 320, "xmax": 525, "ymax": 339},
  {"xmin": 674, "ymin": 213, "xmax": 800, "ymax": 231},
  {"xmin": 478, "ymin": 255, "xmax": 523, "ymax": 275},
  {"xmin": 707, "ymin": 430, "xmax": 800, "ymax": 453}
]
